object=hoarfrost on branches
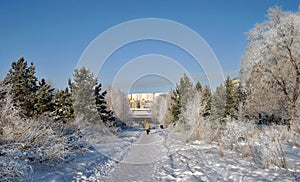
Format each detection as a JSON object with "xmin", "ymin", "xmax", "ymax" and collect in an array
[{"xmin": 240, "ymin": 7, "xmax": 300, "ymax": 129}]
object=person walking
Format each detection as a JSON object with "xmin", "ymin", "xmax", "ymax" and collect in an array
[{"xmin": 145, "ymin": 121, "xmax": 150, "ymax": 135}]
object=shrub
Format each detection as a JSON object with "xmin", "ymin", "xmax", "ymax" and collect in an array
[{"xmin": 220, "ymin": 120, "xmax": 287, "ymax": 169}]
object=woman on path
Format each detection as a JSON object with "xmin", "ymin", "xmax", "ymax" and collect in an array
[{"xmin": 145, "ymin": 121, "xmax": 150, "ymax": 135}]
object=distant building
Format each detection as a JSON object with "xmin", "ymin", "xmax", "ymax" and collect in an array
[{"xmin": 128, "ymin": 93, "xmax": 166, "ymax": 110}]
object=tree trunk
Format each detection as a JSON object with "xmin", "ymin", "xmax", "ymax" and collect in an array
[{"xmin": 290, "ymin": 102, "xmax": 299, "ymax": 132}]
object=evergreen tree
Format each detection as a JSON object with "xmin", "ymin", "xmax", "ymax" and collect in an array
[
  {"xmin": 34, "ymin": 79, "xmax": 55, "ymax": 115},
  {"xmin": 195, "ymin": 81, "xmax": 202, "ymax": 92},
  {"xmin": 178, "ymin": 73, "xmax": 194, "ymax": 109},
  {"xmin": 211, "ymin": 84, "xmax": 226, "ymax": 123},
  {"xmin": 168, "ymin": 74, "xmax": 193, "ymax": 124},
  {"xmin": 95, "ymin": 83, "xmax": 115, "ymax": 126},
  {"xmin": 69, "ymin": 67, "xmax": 99, "ymax": 122},
  {"xmin": 169, "ymin": 87, "xmax": 181, "ymax": 124},
  {"xmin": 202, "ymin": 85, "xmax": 212, "ymax": 117},
  {"xmin": 225, "ymin": 76, "xmax": 238, "ymax": 119},
  {"xmin": 52, "ymin": 88, "xmax": 74, "ymax": 121},
  {"xmin": 4, "ymin": 57, "xmax": 38, "ymax": 117},
  {"xmin": 0, "ymin": 80, "xmax": 6, "ymax": 102}
]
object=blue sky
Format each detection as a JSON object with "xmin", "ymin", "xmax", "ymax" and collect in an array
[{"xmin": 1, "ymin": 0, "xmax": 299, "ymax": 92}]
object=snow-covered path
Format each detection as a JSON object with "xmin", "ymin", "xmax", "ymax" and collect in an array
[
  {"xmin": 106, "ymin": 131, "xmax": 168, "ymax": 181},
  {"xmin": 32, "ymin": 127, "xmax": 300, "ymax": 181},
  {"xmin": 104, "ymin": 128, "xmax": 300, "ymax": 182}
]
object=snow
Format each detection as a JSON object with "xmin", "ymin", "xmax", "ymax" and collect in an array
[
  {"xmin": 30, "ymin": 126, "xmax": 300, "ymax": 181},
  {"xmin": 105, "ymin": 132, "xmax": 168, "ymax": 181}
]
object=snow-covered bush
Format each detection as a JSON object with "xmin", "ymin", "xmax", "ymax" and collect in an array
[
  {"xmin": 174, "ymin": 91, "xmax": 218, "ymax": 143},
  {"xmin": 174, "ymin": 92, "xmax": 202, "ymax": 137},
  {"xmin": 0, "ymin": 159, "xmax": 33, "ymax": 182},
  {"xmin": 0, "ymin": 84, "xmax": 20, "ymax": 138},
  {"xmin": 221, "ymin": 120, "xmax": 288, "ymax": 169},
  {"xmin": 0, "ymin": 86, "xmax": 87, "ymax": 180},
  {"xmin": 268, "ymin": 124, "xmax": 300, "ymax": 147},
  {"xmin": 254, "ymin": 127, "xmax": 287, "ymax": 169},
  {"xmin": 221, "ymin": 120, "xmax": 258, "ymax": 158},
  {"xmin": 73, "ymin": 116, "xmax": 117, "ymax": 145},
  {"xmin": 1, "ymin": 116, "xmax": 69, "ymax": 165}
]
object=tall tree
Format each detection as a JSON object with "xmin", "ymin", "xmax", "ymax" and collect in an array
[
  {"xmin": 168, "ymin": 86, "xmax": 181, "ymax": 124},
  {"xmin": 168, "ymin": 74, "xmax": 193, "ymax": 124},
  {"xmin": 202, "ymin": 85, "xmax": 212, "ymax": 117},
  {"xmin": 211, "ymin": 84, "xmax": 226, "ymax": 123},
  {"xmin": 95, "ymin": 84, "xmax": 115, "ymax": 126},
  {"xmin": 108, "ymin": 88, "xmax": 130, "ymax": 123},
  {"xmin": 240, "ymin": 7, "xmax": 300, "ymax": 125},
  {"xmin": 69, "ymin": 67, "xmax": 98, "ymax": 122},
  {"xmin": 4, "ymin": 57, "xmax": 38, "ymax": 117},
  {"xmin": 151, "ymin": 93, "xmax": 170, "ymax": 126},
  {"xmin": 52, "ymin": 88, "xmax": 74, "ymax": 121},
  {"xmin": 225, "ymin": 76, "xmax": 238, "ymax": 119},
  {"xmin": 195, "ymin": 81, "xmax": 202, "ymax": 92},
  {"xmin": 180, "ymin": 91, "xmax": 206, "ymax": 139},
  {"xmin": 178, "ymin": 73, "xmax": 194, "ymax": 109},
  {"xmin": 34, "ymin": 79, "xmax": 55, "ymax": 115}
]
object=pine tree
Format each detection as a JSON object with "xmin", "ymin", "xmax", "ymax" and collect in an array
[
  {"xmin": 95, "ymin": 83, "xmax": 115, "ymax": 126},
  {"xmin": 4, "ymin": 57, "xmax": 38, "ymax": 117},
  {"xmin": 195, "ymin": 81, "xmax": 202, "ymax": 92},
  {"xmin": 202, "ymin": 85, "xmax": 212, "ymax": 117},
  {"xmin": 34, "ymin": 79, "xmax": 55, "ymax": 115},
  {"xmin": 52, "ymin": 88, "xmax": 74, "ymax": 121},
  {"xmin": 178, "ymin": 73, "xmax": 194, "ymax": 109},
  {"xmin": 211, "ymin": 84, "xmax": 226, "ymax": 123},
  {"xmin": 225, "ymin": 76, "xmax": 238, "ymax": 119},
  {"xmin": 168, "ymin": 74, "xmax": 194, "ymax": 124},
  {"xmin": 169, "ymin": 87, "xmax": 181, "ymax": 124},
  {"xmin": 69, "ymin": 67, "xmax": 99, "ymax": 122},
  {"xmin": 0, "ymin": 81, "xmax": 6, "ymax": 102}
]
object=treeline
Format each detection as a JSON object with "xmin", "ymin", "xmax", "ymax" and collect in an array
[
  {"xmin": 1, "ymin": 57, "xmax": 115, "ymax": 125},
  {"xmin": 151, "ymin": 6, "xmax": 300, "ymax": 169},
  {"xmin": 168, "ymin": 74, "xmax": 239, "ymax": 127},
  {"xmin": 162, "ymin": 6, "xmax": 300, "ymax": 132},
  {"xmin": 0, "ymin": 57, "xmax": 121, "ymax": 181},
  {"xmin": 152, "ymin": 74, "xmax": 240, "ymax": 141}
]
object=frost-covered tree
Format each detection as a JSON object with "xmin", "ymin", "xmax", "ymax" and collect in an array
[
  {"xmin": 69, "ymin": 67, "xmax": 99, "ymax": 122},
  {"xmin": 106, "ymin": 87, "xmax": 129, "ymax": 123},
  {"xmin": 195, "ymin": 81, "xmax": 202, "ymax": 92},
  {"xmin": 151, "ymin": 93, "xmax": 170, "ymax": 126},
  {"xmin": 225, "ymin": 76, "xmax": 238, "ymax": 119},
  {"xmin": 34, "ymin": 79, "xmax": 55, "ymax": 115},
  {"xmin": 0, "ymin": 81, "xmax": 20, "ymax": 136},
  {"xmin": 211, "ymin": 84, "xmax": 226, "ymax": 123},
  {"xmin": 178, "ymin": 73, "xmax": 194, "ymax": 108},
  {"xmin": 240, "ymin": 7, "xmax": 300, "ymax": 126},
  {"xmin": 179, "ymin": 91, "xmax": 206, "ymax": 139},
  {"xmin": 4, "ymin": 57, "xmax": 38, "ymax": 117},
  {"xmin": 52, "ymin": 88, "xmax": 74, "ymax": 121},
  {"xmin": 168, "ymin": 87, "xmax": 181, "ymax": 124},
  {"xmin": 168, "ymin": 74, "xmax": 194, "ymax": 124},
  {"xmin": 202, "ymin": 85, "xmax": 212, "ymax": 117}
]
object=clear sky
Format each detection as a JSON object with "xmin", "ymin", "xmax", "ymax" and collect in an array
[{"xmin": 1, "ymin": 0, "xmax": 299, "ymax": 92}]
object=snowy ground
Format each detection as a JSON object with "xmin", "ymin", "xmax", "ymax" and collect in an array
[{"xmin": 32, "ymin": 126, "xmax": 300, "ymax": 181}]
